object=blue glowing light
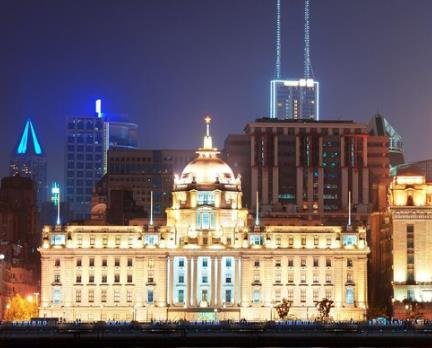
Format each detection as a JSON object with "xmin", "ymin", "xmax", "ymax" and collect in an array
[
  {"xmin": 96, "ymin": 99, "xmax": 102, "ymax": 118},
  {"xmin": 17, "ymin": 119, "xmax": 43, "ymax": 155}
]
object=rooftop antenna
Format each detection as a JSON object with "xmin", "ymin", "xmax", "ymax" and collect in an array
[
  {"xmin": 51, "ymin": 182, "xmax": 61, "ymax": 226},
  {"xmin": 304, "ymin": 0, "xmax": 313, "ymax": 79},
  {"xmin": 275, "ymin": 0, "xmax": 281, "ymax": 79},
  {"xmin": 150, "ymin": 191, "xmax": 154, "ymax": 226},
  {"xmin": 96, "ymin": 99, "xmax": 102, "ymax": 118},
  {"xmin": 255, "ymin": 191, "xmax": 260, "ymax": 226}
]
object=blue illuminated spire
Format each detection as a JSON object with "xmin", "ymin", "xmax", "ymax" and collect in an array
[{"xmin": 16, "ymin": 119, "xmax": 43, "ymax": 155}]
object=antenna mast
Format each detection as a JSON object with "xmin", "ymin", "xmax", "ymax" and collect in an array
[
  {"xmin": 304, "ymin": 0, "xmax": 313, "ymax": 79},
  {"xmin": 275, "ymin": 0, "xmax": 281, "ymax": 79}
]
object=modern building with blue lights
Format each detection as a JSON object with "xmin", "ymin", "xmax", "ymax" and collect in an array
[
  {"xmin": 65, "ymin": 101, "xmax": 138, "ymax": 221},
  {"xmin": 9, "ymin": 119, "xmax": 47, "ymax": 208}
]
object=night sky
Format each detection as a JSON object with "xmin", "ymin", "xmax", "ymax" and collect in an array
[{"xmin": 1, "ymin": 0, "xmax": 431, "ymax": 186}]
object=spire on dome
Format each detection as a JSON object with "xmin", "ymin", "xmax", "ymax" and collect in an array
[{"xmin": 203, "ymin": 116, "xmax": 213, "ymax": 149}]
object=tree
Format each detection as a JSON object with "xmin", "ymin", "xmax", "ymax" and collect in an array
[
  {"xmin": 275, "ymin": 298, "xmax": 292, "ymax": 320},
  {"xmin": 3, "ymin": 294, "xmax": 38, "ymax": 321},
  {"xmin": 315, "ymin": 298, "xmax": 334, "ymax": 321}
]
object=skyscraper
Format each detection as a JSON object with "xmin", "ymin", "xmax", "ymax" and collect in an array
[
  {"xmin": 65, "ymin": 101, "xmax": 138, "ymax": 221},
  {"xmin": 9, "ymin": 119, "xmax": 47, "ymax": 208},
  {"xmin": 270, "ymin": 0, "xmax": 320, "ymax": 120}
]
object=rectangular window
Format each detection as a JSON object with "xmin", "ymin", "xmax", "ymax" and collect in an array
[
  {"xmin": 178, "ymin": 275, "xmax": 184, "ymax": 283},
  {"xmin": 275, "ymin": 259, "xmax": 281, "ymax": 268},
  {"xmin": 101, "ymin": 274, "xmax": 107, "ymax": 283},
  {"xmin": 313, "ymin": 288, "xmax": 319, "ymax": 302},
  {"xmin": 76, "ymin": 274, "xmax": 82, "ymax": 283},
  {"xmin": 288, "ymin": 272, "xmax": 294, "ymax": 283},
  {"xmin": 325, "ymin": 289, "xmax": 332, "ymax": 300},
  {"xmin": 253, "ymin": 289, "xmax": 260, "ymax": 304},
  {"xmin": 301, "ymin": 236, "xmax": 306, "ymax": 246},
  {"xmin": 254, "ymin": 260, "xmax": 260, "ymax": 267},
  {"xmin": 313, "ymin": 257, "xmax": 319, "ymax": 267},
  {"xmin": 52, "ymin": 289, "xmax": 61, "ymax": 304},
  {"xmin": 114, "ymin": 290, "xmax": 120, "ymax": 303},
  {"xmin": 325, "ymin": 273, "xmax": 332, "ymax": 284},
  {"xmin": 179, "ymin": 259, "xmax": 185, "ymax": 267},
  {"xmin": 326, "ymin": 258, "xmax": 332, "ymax": 267},
  {"xmin": 347, "ymin": 258, "xmax": 353, "ymax": 267},
  {"xmin": 314, "ymin": 236, "xmax": 319, "ymax": 246},
  {"xmin": 288, "ymin": 258, "xmax": 294, "ymax": 267},
  {"xmin": 89, "ymin": 258, "xmax": 95, "ymax": 267},
  {"xmin": 55, "ymin": 259, "xmax": 61, "ymax": 267},
  {"xmin": 114, "ymin": 273, "xmax": 120, "ymax": 283},
  {"xmin": 90, "ymin": 236, "xmax": 95, "ymax": 247},
  {"xmin": 225, "ymin": 258, "xmax": 232, "ymax": 267},
  {"xmin": 115, "ymin": 236, "xmax": 121, "ymax": 247},
  {"xmin": 313, "ymin": 272, "xmax": 319, "ymax": 284},
  {"xmin": 88, "ymin": 289, "xmax": 94, "ymax": 303},
  {"xmin": 115, "ymin": 258, "xmax": 120, "ymax": 267},
  {"xmin": 127, "ymin": 258, "xmax": 133, "ymax": 267},
  {"xmin": 178, "ymin": 289, "xmax": 184, "ymax": 303},
  {"xmin": 287, "ymin": 289, "xmax": 294, "ymax": 301},
  {"xmin": 101, "ymin": 289, "xmax": 107, "ymax": 303},
  {"xmin": 288, "ymin": 237, "xmax": 294, "ymax": 246},
  {"xmin": 54, "ymin": 273, "xmax": 60, "ymax": 283},
  {"xmin": 202, "ymin": 275, "xmax": 208, "ymax": 283},
  {"xmin": 225, "ymin": 289, "xmax": 232, "ymax": 303},
  {"xmin": 76, "ymin": 258, "xmax": 82, "ymax": 267},
  {"xmin": 300, "ymin": 272, "xmax": 306, "ymax": 283},
  {"xmin": 300, "ymin": 289, "xmax": 306, "ymax": 303},
  {"xmin": 326, "ymin": 237, "xmax": 332, "ymax": 246},
  {"xmin": 76, "ymin": 290, "xmax": 81, "ymax": 303},
  {"xmin": 127, "ymin": 274, "xmax": 133, "ymax": 283},
  {"xmin": 147, "ymin": 289, "xmax": 154, "ymax": 304},
  {"xmin": 225, "ymin": 275, "xmax": 232, "ymax": 284},
  {"xmin": 301, "ymin": 258, "xmax": 306, "ymax": 267},
  {"xmin": 89, "ymin": 273, "xmax": 94, "ymax": 283},
  {"xmin": 275, "ymin": 288, "xmax": 281, "ymax": 301},
  {"xmin": 102, "ymin": 236, "xmax": 108, "ymax": 247},
  {"xmin": 102, "ymin": 258, "xmax": 107, "ymax": 267},
  {"xmin": 346, "ymin": 288, "xmax": 354, "ymax": 304},
  {"xmin": 127, "ymin": 290, "xmax": 132, "ymax": 303}
]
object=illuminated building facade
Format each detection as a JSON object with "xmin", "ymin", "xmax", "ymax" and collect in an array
[
  {"xmin": 390, "ymin": 173, "xmax": 432, "ymax": 318},
  {"xmin": 65, "ymin": 102, "xmax": 138, "ymax": 221},
  {"xmin": 40, "ymin": 119, "xmax": 369, "ymax": 322},
  {"xmin": 270, "ymin": 79, "xmax": 319, "ymax": 120},
  {"xmin": 9, "ymin": 119, "xmax": 47, "ymax": 208}
]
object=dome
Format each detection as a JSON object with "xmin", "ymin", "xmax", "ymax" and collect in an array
[
  {"xmin": 175, "ymin": 116, "xmax": 239, "ymax": 186},
  {"xmin": 180, "ymin": 156, "xmax": 236, "ymax": 185}
]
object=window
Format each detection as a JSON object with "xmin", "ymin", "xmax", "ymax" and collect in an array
[
  {"xmin": 225, "ymin": 289, "xmax": 232, "ymax": 303},
  {"xmin": 101, "ymin": 289, "xmax": 107, "ymax": 303},
  {"xmin": 202, "ymin": 259, "xmax": 208, "ymax": 267},
  {"xmin": 89, "ymin": 273, "xmax": 94, "ymax": 283},
  {"xmin": 127, "ymin": 258, "xmax": 133, "ymax": 267},
  {"xmin": 179, "ymin": 259, "xmax": 185, "ymax": 267},
  {"xmin": 288, "ymin": 272, "xmax": 294, "ymax": 283},
  {"xmin": 326, "ymin": 237, "xmax": 332, "ymax": 246},
  {"xmin": 76, "ymin": 274, "xmax": 82, "ymax": 283},
  {"xmin": 313, "ymin": 272, "xmax": 319, "ymax": 284},
  {"xmin": 288, "ymin": 237, "xmax": 294, "ymax": 246},
  {"xmin": 275, "ymin": 272, "xmax": 281, "ymax": 283},
  {"xmin": 325, "ymin": 273, "xmax": 332, "ymax": 284},
  {"xmin": 115, "ymin": 236, "xmax": 121, "ymax": 247},
  {"xmin": 76, "ymin": 290, "xmax": 81, "ymax": 303},
  {"xmin": 301, "ymin": 236, "xmax": 306, "ymax": 246},
  {"xmin": 313, "ymin": 257, "xmax": 319, "ymax": 267},
  {"xmin": 55, "ymin": 259, "xmax": 60, "ymax": 267},
  {"xmin": 102, "ymin": 236, "xmax": 108, "ymax": 247},
  {"xmin": 77, "ymin": 236, "xmax": 82, "ymax": 247},
  {"xmin": 127, "ymin": 274, "xmax": 133, "ymax": 283},
  {"xmin": 88, "ymin": 289, "xmax": 94, "ymax": 303},
  {"xmin": 225, "ymin": 258, "xmax": 232, "ymax": 267},
  {"xmin": 347, "ymin": 272, "xmax": 353, "ymax": 283},
  {"xmin": 54, "ymin": 273, "xmax": 61, "ymax": 283},
  {"xmin": 325, "ymin": 289, "xmax": 332, "ymax": 300},
  {"xmin": 197, "ymin": 211, "xmax": 214, "ymax": 229},
  {"xmin": 115, "ymin": 258, "xmax": 120, "ymax": 267},
  {"xmin": 346, "ymin": 288, "xmax": 354, "ymax": 305},
  {"xmin": 178, "ymin": 275, "xmax": 184, "ymax": 283},
  {"xmin": 90, "ymin": 236, "xmax": 95, "ymax": 247},
  {"xmin": 202, "ymin": 276, "xmax": 208, "ymax": 283},
  {"xmin": 287, "ymin": 289, "xmax": 294, "ymax": 301},
  {"xmin": 89, "ymin": 258, "xmax": 95, "ymax": 267},
  {"xmin": 301, "ymin": 258, "xmax": 306, "ymax": 267},
  {"xmin": 300, "ymin": 289, "xmax": 306, "ymax": 303},
  {"xmin": 197, "ymin": 191, "xmax": 215, "ymax": 205},
  {"xmin": 300, "ymin": 272, "xmax": 306, "ymax": 284},
  {"xmin": 52, "ymin": 289, "xmax": 61, "ymax": 304},
  {"xmin": 114, "ymin": 273, "xmax": 120, "ymax": 283},
  {"xmin": 178, "ymin": 289, "xmax": 184, "ymax": 303},
  {"xmin": 147, "ymin": 289, "xmax": 154, "ymax": 304},
  {"xmin": 253, "ymin": 289, "xmax": 260, "ymax": 304},
  {"xmin": 254, "ymin": 260, "xmax": 260, "ymax": 267},
  {"xmin": 253, "ymin": 270, "xmax": 260, "ymax": 282},
  {"xmin": 102, "ymin": 259, "xmax": 107, "ymax": 267},
  {"xmin": 275, "ymin": 259, "xmax": 281, "ymax": 268},
  {"xmin": 313, "ymin": 288, "xmax": 319, "ymax": 302},
  {"xmin": 326, "ymin": 258, "xmax": 332, "ymax": 267},
  {"xmin": 128, "ymin": 236, "xmax": 133, "ymax": 248},
  {"xmin": 288, "ymin": 258, "xmax": 294, "ymax": 267},
  {"xmin": 314, "ymin": 236, "xmax": 319, "ymax": 246},
  {"xmin": 347, "ymin": 258, "xmax": 353, "ymax": 267},
  {"xmin": 127, "ymin": 290, "xmax": 132, "ymax": 303},
  {"xmin": 101, "ymin": 274, "xmax": 107, "ymax": 283},
  {"xmin": 276, "ymin": 237, "xmax": 281, "ymax": 247},
  {"xmin": 250, "ymin": 235, "xmax": 261, "ymax": 245},
  {"xmin": 114, "ymin": 290, "xmax": 120, "ymax": 303},
  {"xmin": 148, "ymin": 259, "xmax": 154, "ymax": 268}
]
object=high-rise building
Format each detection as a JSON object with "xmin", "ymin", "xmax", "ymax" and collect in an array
[
  {"xmin": 270, "ymin": 1, "xmax": 320, "ymax": 120},
  {"xmin": 39, "ymin": 118, "xmax": 369, "ymax": 322},
  {"xmin": 270, "ymin": 79, "xmax": 319, "ymax": 120},
  {"xmin": 390, "ymin": 172, "xmax": 432, "ymax": 319},
  {"xmin": 9, "ymin": 119, "xmax": 47, "ymax": 208},
  {"xmin": 224, "ymin": 118, "xmax": 390, "ymax": 222},
  {"xmin": 65, "ymin": 101, "xmax": 138, "ymax": 221}
]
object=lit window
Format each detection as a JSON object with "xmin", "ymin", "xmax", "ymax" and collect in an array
[
  {"xmin": 287, "ymin": 289, "xmax": 294, "ymax": 301},
  {"xmin": 75, "ymin": 290, "xmax": 81, "ymax": 303},
  {"xmin": 325, "ymin": 289, "xmax": 332, "ymax": 300},
  {"xmin": 52, "ymin": 289, "xmax": 61, "ymax": 304},
  {"xmin": 346, "ymin": 288, "xmax": 354, "ymax": 304},
  {"xmin": 225, "ymin": 289, "xmax": 232, "ymax": 303},
  {"xmin": 178, "ymin": 289, "xmax": 184, "ymax": 303},
  {"xmin": 147, "ymin": 289, "xmax": 154, "ymax": 304},
  {"xmin": 253, "ymin": 289, "xmax": 260, "ymax": 304}
]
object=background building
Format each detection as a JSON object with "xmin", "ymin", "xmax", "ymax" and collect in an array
[
  {"xmin": 224, "ymin": 118, "xmax": 390, "ymax": 224},
  {"xmin": 9, "ymin": 119, "xmax": 47, "ymax": 209},
  {"xmin": 65, "ymin": 104, "xmax": 138, "ymax": 221}
]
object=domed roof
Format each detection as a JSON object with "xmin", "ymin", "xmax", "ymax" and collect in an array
[
  {"xmin": 176, "ymin": 116, "xmax": 239, "ymax": 186},
  {"xmin": 180, "ymin": 156, "xmax": 235, "ymax": 185}
]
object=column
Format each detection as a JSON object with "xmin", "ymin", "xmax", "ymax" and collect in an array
[
  {"xmin": 272, "ymin": 133, "xmax": 279, "ymax": 204},
  {"xmin": 190, "ymin": 257, "xmax": 195, "ymax": 306},
  {"xmin": 187, "ymin": 256, "xmax": 191, "ymax": 308},
  {"xmin": 217, "ymin": 257, "xmax": 222, "ymax": 306},
  {"xmin": 211, "ymin": 257, "xmax": 217, "ymax": 306},
  {"xmin": 166, "ymin": 256, "xmax": 171, "ymax": 306},
  {"xmin": 193, "ymin": 257, "xmax": 198, "ymax": 306}
]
